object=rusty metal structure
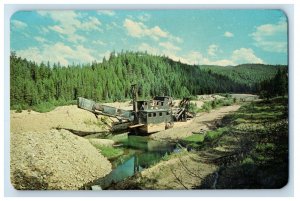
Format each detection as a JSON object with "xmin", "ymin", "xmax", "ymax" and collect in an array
[{"xmin": 77, "ymin": 84, "xmax": 193, "ymax": 134}]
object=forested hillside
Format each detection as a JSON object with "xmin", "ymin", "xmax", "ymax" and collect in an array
[
  {"xmin": 10, "ymin": 51, "xmax": 286, "ymax": 110},
  {"xmin": 199, "ymin": 64, "xmax": 286, "ymax": 86}
]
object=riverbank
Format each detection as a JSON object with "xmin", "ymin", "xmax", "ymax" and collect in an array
[
  {"xmin": 109, "ymin": 151, "xmax": 218, "ymax": 190},
  {"xmin": 110, "ymin": 97, "xmax": 288, "ymax": 189}
]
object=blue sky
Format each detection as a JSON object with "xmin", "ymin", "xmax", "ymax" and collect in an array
[{"xmin": 10, "ymin": 10, "xmax": 287, "ymax": 66}]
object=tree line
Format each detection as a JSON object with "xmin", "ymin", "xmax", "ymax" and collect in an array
[
  {"xmin": 10, "ymin": 51, "xmax": 287, "ymax": 110},
  {"xmin": 257, "ymin": 68, "xmax": 288, "ymax": 98}
]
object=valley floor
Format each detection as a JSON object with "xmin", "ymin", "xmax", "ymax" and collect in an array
[
  {"xmin": 110, "ymin": 98, "xmax": 289, "ymax": 190},
  {"xmin": 10, "ymin": 94, "xmax": 288, "ymax": 190}
]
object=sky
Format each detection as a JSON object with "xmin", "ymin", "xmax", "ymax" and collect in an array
[{"xmin": 10, "ymin": 9, "xmax": 288, "ymax": 66}]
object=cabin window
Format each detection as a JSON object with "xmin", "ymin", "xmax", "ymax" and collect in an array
[
  {"xmin": 153, "ymin": 113, "xmax": 157, "ymax": 117},
  {"xmin": 159, "ymin": 112, "xmax": 162, "ymax": 116},
  {"xmin": 161, "ymin": 102, "xmax": 164, "ymax": 106},
  {"xmin": 148, "ymin": 113, "xmax": 152, "ymax": 117},
  {"xmin": 156, "ymin": 102, "xmax": 159, "ymax": 105},
  {"xmin": 167, "ymin": 112, "xmax": 169, "ymax": 115}
]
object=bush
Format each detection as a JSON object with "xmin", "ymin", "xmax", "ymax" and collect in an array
[
  {"xmin": 211, "ymin": 100, "xmax": 217, "ymax": 109},
  {"xmin": 184, "ymin": 134, "xmax": 205, "ymax": 143},
  {"xmin": 222, "ymin": 98, "xmax": 234, "ymax": 106},
  {"xmin": 201, "ymin": 102, "xmax": 212, "ymax": 112},
  {"xmin": 14, "ymin": 104, "xmax": 23, "ymax": 113},
  {"xmin": 204, "ymin": 127, "xmax": 229, "ymax": 141},
  {"xmin": 32, "ymin": 102, "xmax": 56, "ymax": 113},
  {"xmin": 97, "ymin": 146, "xmax": 124, "ymax": 159},
  {"xmin": 188, "ymin": 102, "xmax": 200, "ymax": 114}
]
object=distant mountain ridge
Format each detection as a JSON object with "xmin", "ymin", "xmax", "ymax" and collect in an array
[{"xmin": 199, "ymin": 63, "xmax": 286, "ymax": 86}]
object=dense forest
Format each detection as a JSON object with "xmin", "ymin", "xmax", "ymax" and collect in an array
[{"xmin": 10, "ymin": 51, "xmax": 287, "ymax": 110}]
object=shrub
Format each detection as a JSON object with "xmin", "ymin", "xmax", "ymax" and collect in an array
[
  {"xmin": 201, "ymin": 102, "xmax": 212, "ymax": 112},
  {"xmin": 184, "ymin": 134, "xmax": 205, "ymax": 143},
  {"xmin": 204, "ymin": 127, "xmax": 229, "ymax": 141},
  {"xmin": 32, "ymin": 102, "xmax": 56, "ymax": 113},
  {"xmin": 13, "ymin": 104, "xmax": 24, "ymax": 113},
  {"xmin": 96, "ymin": 146, "xmax": 124, "ymax": 159}
]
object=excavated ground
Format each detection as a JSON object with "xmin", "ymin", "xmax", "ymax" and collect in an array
[
  {"xmin": 10, "ymin": 129, "xmax": 112, "ymax": 190},
  {"xmin": 10, "ymin": 105, "xmax": 114, "ymax": 190},
  {"xmin": 10, "ymin": 94, "xmax": 248, "ymax": 190}
]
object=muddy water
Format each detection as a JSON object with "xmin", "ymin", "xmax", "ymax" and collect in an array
[{"xmin": 92, "ymin": 135, "xmax": 180, "ymax": 189}]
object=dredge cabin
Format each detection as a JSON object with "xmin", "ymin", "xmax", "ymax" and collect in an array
[{"xmin": 131, "ymin": 96, "xmax": 173, "ymax": 133}]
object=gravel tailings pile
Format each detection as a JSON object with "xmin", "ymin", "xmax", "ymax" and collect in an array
[
  {"xmin": 10, "ymin": 105, "xmax": 109, "ymax": 133},
  {"xmin": 10, "ymin": 129, "xmax": 112, "ymax": 190}
]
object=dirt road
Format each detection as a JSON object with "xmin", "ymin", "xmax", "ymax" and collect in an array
[{"xmin": 151, "ymin": 105, "xmax": 241, "ymax": 141}]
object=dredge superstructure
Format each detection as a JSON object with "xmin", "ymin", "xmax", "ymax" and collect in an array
[{"xmin": 77, "ymin": 84, "xmax": 193, "ymax": 134}]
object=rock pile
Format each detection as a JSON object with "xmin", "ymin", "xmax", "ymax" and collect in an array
[{"xmin": 10, "ymin": 129, "xmax": 112, "ymax": 190}]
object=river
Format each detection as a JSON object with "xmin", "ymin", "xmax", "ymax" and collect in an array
[{"xmin": 89, "ymin": 134, "xmax": 181, "ymax": 189}]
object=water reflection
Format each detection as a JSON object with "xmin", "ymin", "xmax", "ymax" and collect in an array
[{"xmin": 95, "ymin": 135, "xmax": 177, "ymax": 189}]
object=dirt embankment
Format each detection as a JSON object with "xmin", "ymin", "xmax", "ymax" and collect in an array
[
  {"xmin": 10, "ymin": 105, "xmax": 116, "ymax": 190},
  {"xmin": 151, "ymin": 105, "xmax": 240, "ymax": 141},
  {"xmin": 110, "ymin": 151, "xmax": 219, "ymax": 190},
  {"xmin": 140, "ymin": 153, "xmax": 218, "ymax": 189},
  {"xmin": 10, "ymin": 129, "xmax": 112, "ymax": 190},
  {"xmin": 10, "ymin": 105, "xmax": 109, "ymax": 134}
]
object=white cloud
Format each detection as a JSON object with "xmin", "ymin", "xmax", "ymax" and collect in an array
[
  {"xmin": 34, "ymin": 36, "xmax": 46, "ymax": 43},
  {"xmin": 137, "ymin": 42, "xmax": 202, "ymax": 65},
  {"xmin": 170, "ymin": 36, "xmax": 183, "ymax": 43},
  {"xmin": 182, "ymin": 48, "xmax": 263, "ymax": 66},
  {"xmin": 180, "ymin": 51, "xmax": 205, "ymax": 65},
  {"xmin": 81, "ymin": 17, "xmax": 102, "ymax": 31},
  {"xmin": 137, "ymin": 42, "xmax": 263, "ymax": 66},
  {"xmin": 159, "ymin": 42, "xmax": 181, "ymax": 52},
  {"xmin": 38, "ymin": 11, "xmax": 102, "ymax": 43},
  {"xmin": 67, "ymin": 34, "xmax": 86, "ymax": 43},
  {"xmin": 123, "ymin": 19, "xmax": 168, "ymax": 40},
  {"xmin": 138, "ymin": 43, "xmax": 160, "ymax": 55},
  {"xmin": 176, "ymin": 51, "xmax": 232, "ymax": 66},
  {"xmin": 207, "ymin": 59, "xmax": 235, "ymax": 66},
  {"xmin": 231, "ymin": 48, "xmax": 264, "ymax": 64},
  {"xmin": 49, "ymin": 25, "xmax": 65, "ymax": 34},
  {"xmin": 251, "ymin": 20, "xmax": 287, "ymax": 53},
  {"xmin": 11, "ymin": 20, "xmax": 27, "ymax": 29},
  {"xmin": 123, "ymin": 19, "xmax": 145, "ymax": 37},
  {"xmin": 123, "ymin": 19, "xmax": 182, "ymax": 43},
  {"xmin": 97, "ymin": 10, "xmax": 115, "ymax": 16},
  {"xmin": 224, "ymin": 31, "xmax": 234, "ymax": 37},
  {"xmin": 207, "ymin": 44, "xmax": 219, "ymax": 56},
  {"xmin": 39, "ymin": 26, "xmax": 49, "ymax": 34},
  {"xmin": 38, "ymin": 11, "xmax": 80, "ymax": 35},
  {"xmin": 92, "ymin": 40, "xmax": 106, "ymax": 46},
  {"xmin": 17, "ymin": 43, "xmax": 96, "ymax": 66},
  {"xmin": 99, "ymin": 51, "xmax": 111, "ymax": 61}
]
